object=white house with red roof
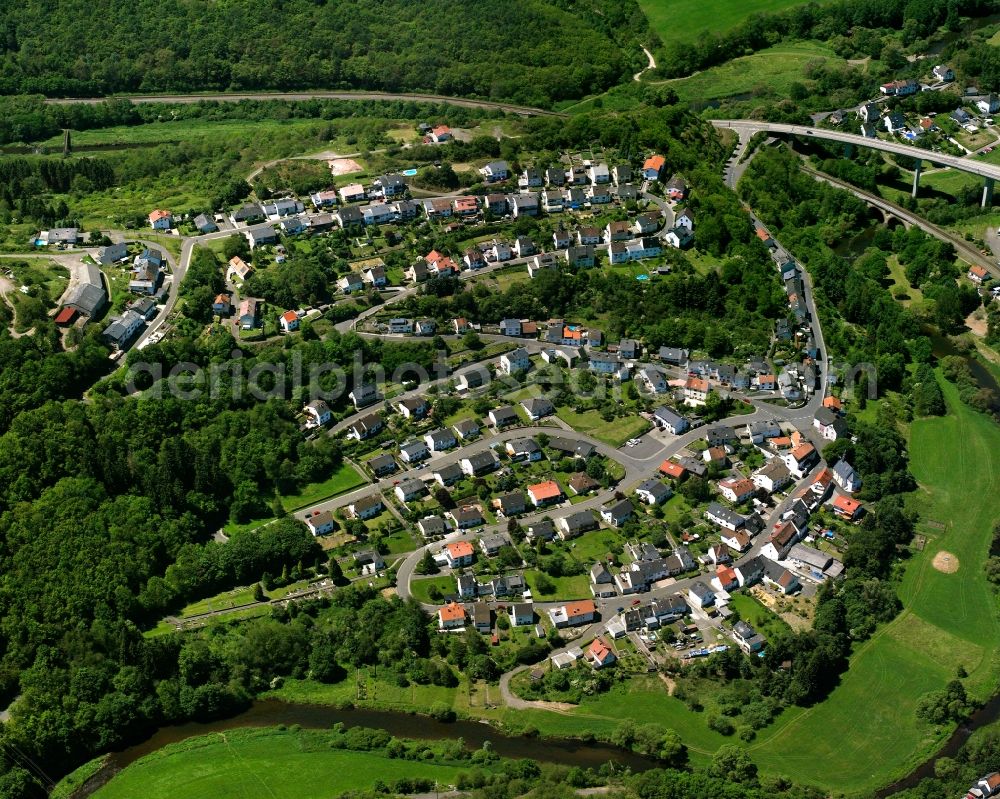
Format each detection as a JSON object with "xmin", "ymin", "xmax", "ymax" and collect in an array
[
  {"xmin": 148, "ymin": 209, "xmax": 173, "ymax": 230},
  {"xmin": 279, "ymin": 310, "xmax": 300, "ymax": 332}
]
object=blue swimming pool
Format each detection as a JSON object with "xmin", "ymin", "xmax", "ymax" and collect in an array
[
  {"xmin": 636, "ymin": 274, "xmax": 649, "ymax": 281},
  {"xmin": 402, "ymin": 168, "xmax": 418, "ymax": 176}
]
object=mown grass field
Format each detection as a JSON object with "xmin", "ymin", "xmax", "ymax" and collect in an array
[
  {"xmin": 657, "ymin": 42, "xmax": 844, "ymax": 103},
  {"xmin": 92, "ymin": 728, "xmax": 472, "ymax": 799},
  {"xmin": 554, "ymin": 407, "xmax": 650, "ymax": 447},
  {"xmin": 745, "ymin": 375, "xmax": 1000, "ymax": 791},
  {"xmin": 279, "ymin": 463, "xmax": 366, "ymax": 511},
  {"xmin": 637, "ymin": 0, "xmax": 813, "ymax": 46}
]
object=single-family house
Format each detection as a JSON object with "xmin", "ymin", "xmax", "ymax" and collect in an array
[
  {"xmin": 548, "ymin": 600, "xmax": 596, "ymax": 628},
  {"xmin": 488, "ymin": 406, "xmax": 518, "ymax": 428},
  {"xmin": 304, "ymin": 509, "xmax": 336, "ymax": 536},
  {"xmin": 520, "ymin": 397, "xmax": 554, "ymax": 421},
  {"xmin": 601, "ymin": 499, "xmax": 634, "ymax": 528},
  {"xmin": 832, "ymin": 494, "xmax": 864, "ymax": 520},
  {"xmin": 395, "ymin": 479, "xmax": 426, "ymax": 503},
  {"xmin": 480, "ymin": 161, "xmax": 510, "ymax": 182},
  {"xmin": 425, "ymin": 428, "xmax": 457, "ymax": 452},
  {"xmin": 718, "ymin": 477, "xmax": 756, "ymax": 505},
  {"xmin": 499, "ymin": 347, "xmax": 531, "ymax": 375},
  {"xmin": 506, "ymin": 437, "xmax": 542, "ymax": 462},
  {"xmin": 782, "ymin": 442, "xmax": 818, "ymax": 478},
  {"xmin": 396, "ymin": 396, "xmax": 429, "ymax": 420},
  {"xmin": 367, "ymin": 453, "xmax": 397, "ymax": 478},
  {"xmin": 452, "ymin": 418, "xmax": 481, "ymax": 440},
  {"xmin": 636, "ymin": 478, "xmax": 672, "ymax": 506},
  {"xmin": 705, "ymin": 502, "xmax": 746, "ymax": 532},
  {"xmin": 687, "ymin": 581, "xmax": 715, "ymax": 608},
  {"xmin": 237, "ymin": 297, "xmax": 262, "ymax": 330},
  {"xmin": 683, "ymin": 377, "xmax": 709, "ymax": 407},
  {"xmin": 438, "ymin": 602, "xmax": 466, "ymax": 630},
  {"xmin": 642, "ymin": 155, "xmax": 666, "ymax": 181},
  {"xmin": 666, "ymin": 174, "xmax": 687, "ymax": 200},
  {"xmin": 832, "ymin": 459, "xmax": 862, "ymax": 493},
  {"xmin": 399, "ymin": 439, "xmax": 430, "ymax": 464},
  {"xmin": 347, "ymin": 412, "xmax": 383, "ymax": 440},
  {"xmin": 557, "ymin": 510, "xmax": 598, "ymax": 540},
  {"xmin": 349, "ymin": 494, "xmax": 384, "ymax": 520},
  {"xmin": 587, "ymin": 637, "xmax": 617, "ymax": 669},
  {"xmin": 460, "ymin": 450, "xmax": 499, "ymax": 477},
  {"xmin": 443, "ymin": 540, "xmax": 476, "ymax": 569},
  {"xmin": 752, "ymin": 459, "xmax": 792, "ymax": 494},
  {"xmin": 148, "ymin": 209, "xmax": 173, "ymax": 230}
]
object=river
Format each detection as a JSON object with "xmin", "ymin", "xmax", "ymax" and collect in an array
[{"xmin": 73, "ymin": 700, "xmax": 660, "ymax": 798}]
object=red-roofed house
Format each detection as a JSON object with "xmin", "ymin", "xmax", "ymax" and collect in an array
[
  {"xmin": 149, "ymin": 209, "xmax": 173, "ymax": 230},
  {"xmin": 444, "ymin": 540, "xmax": 475, "ymax": 568},
  {"xmin": 642, "ymin": 155, "xmax": 666, "ymax": 181},
  {"xmin": 715, "ymin": 565, "xmax": 739, "ymax": 591},
  {"xmin": 430, "ymin": 125, "xmax": 452, "ymax": 143},
  {"xmin": 683, "ymin": 377, "xmax": 709, "ymax": 406},
  {"xmin": 528, "ymin": 480, "xmax": 564, "ymax": 507},
  {"xmin": 659, "ymin": 460, "xmax": 686, "ymax": 479},
  {"xmin": 718, "ymin": 477, "xmax": 756, "ymax": 505},
  {"xmin": 586, "ymin": 637, "xmax": 617, "ymax": 669},
  {"xmin": 832, "ymin": 494, "xmax": 864, "ymax": 520},
  {"xmin": 438, "ymin": 602, "xmax": 466, "ymax": 629},
  {"xmin": 969, "ymin": 265, "xmax": 990, "ymax": 284},
  {"xmin": 823, "ymin": 395, "xmax": 843, "ymax": 412},
  {"xmin": 782, "ymin": 442, "xmax": 818, "ymax": 478},
  {"xmin": 549, "ymin": 599, "xmax": 596, "ymax": 628},
  {"xmin": 279, "ymin": 310, "xmax": 300, "ymax": 332}
]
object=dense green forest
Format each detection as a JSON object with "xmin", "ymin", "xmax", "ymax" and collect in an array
[{"xmin": 0, "ymin": 0, "xmax": 649, "ymax": 105}]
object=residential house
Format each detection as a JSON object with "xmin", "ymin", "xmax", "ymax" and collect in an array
[
  {"xmin": 212, "ymin": 293, "xmax": 231, "ymax": 316},
  {"xmin": 636, "ymin": 478, "xmax": 672, "ymax": 506},
  {"xmin": 752, "ymin": 459, "xmax": 792, "ymax": 494},
  {"xmin": 399, "ymin": 439, "xmax": 430, "ymax": 464},
  {"xmin": 431, "ymin": 462, "xmax": 463, "ymax": 488},
  {"xmin": 587, "ymin": 637, "xmax": 617, "ymax": 669},
  {"xmin": 568, "ymin": 472, "xmax": 599, "ymax": 496},
  {"xmin": 675, "ymin": 207, "xmax": 695, "ymax": 231},
  {"xmin": 526, "ymin": 520, "xmax": 556, "ymax": 542},
  {"xmin": 304, "ymin": 510, "xmax": 336, "ymax": 536},
  {"xmin": 438, "ymin": 602, "xmax": 466, "ymax": 630},
  {"xmin": 148, "ymin": 209, "xmax": 173, "ymax": 230},
  {"xmin": 498, "ymin": 346, "xmax": 531, "ymax": 375},
  {"xmin": 347, "ymin": 412, "xmax": 383, "ymax": 441},
  {"xmin": 604, "ymin": 220, "xmax": 632, "ymax": 242},
  {"xmin": 705, "ymin": 502, "xmax": 746, "ymax": 532},
  {"xmin": 642, "ymin": 155, "xmax": 666, "ymax": 181},
  {"xmin": 514, "ymin": 236, "xmax": 536, "ymax": 258},
  {"xmin": 552, "ymin": 228, "xmax": 572, "ymax": 249},
  {"xmin": 521, "ymin": 397, "xmax": 554, "ymax": 421},
  {"xmin": 395, "ymin": 479, "xmax": 426, "ymax": 503},
  {"xmin": 612, "ymin": 164, "xmax": 632, "ymax": 185},
  {"xmin": 348, "ymin": 383, "xmax": 380, "ymax": 410},
  {"xmin": 601, "ymin": 499, "xmax": 634, "ymax": 528},
  {"xmin": 548, "ymin": 600, "xmax": 596, "ymax": 628},
  {"xmin": 488, "ymin": 406, "xmax": 518, "ymax": 428},
  {"xmin": 969, "ymin": 265, "xmax": 991, "ymax": 284},
  {"xmin": 732, "ymin": 620, "xmax": 766, "ymax": 654},
  {"xmin": 782, "ymin": 442, "xmax": 818, "ymax": 478},
  {"xmin": 237, "ymin": 298, "xmax": 261, "ymax": 330},
  {"xmin": 230, "ymin": 203, "xmax": 264, "ymax": 225},
  {"xmin": 456, "ymin": 367, "xmax": 489, "ymax": 392},
  {"xmin": 460, "ymin": 450, "xmax": 499, "ymax": 477},
  {"xmin": 367, "ymin": 454, "xmax": 397, "ymax": 478},
  {"xmin": 788, "ymin": 543, "xmax": 844, "ymax": 581},
  {"xmin": 639, "ymin": 367, "xmax": 668, "ymax": 394},
  {"xmin": 309, "ymin": 190, "xmax": 339, "ymax": 209},
  {"xmin": 721, "ymin": 529, "xmax": 752, "ymax": 553},
  {"xmin": 577, "ymin": 226, "xmax": 601, "ymax": 246},
  {"xmin": 665, "ymin": 226, "xmax": 694, "ymax": 249},
  {"xmin": 589, "ymin": 163, "xmax": 611, "ymax": 184},
  {"xmin": 506, "ymin": 437, "xmax": 542, "ymax": 462},
  {"xmin": 566, "ymin": 245, "xmax": 595, "ymax": 268},
  {"xmin": 763, "ymin": 560, "xmax": 800, "ymax": 595},
  {"xmin": 703, "ymin": 446, "xmax": 729, "ymax": 468},
  {"xmin": 452, "ymin": 418, "xmax": 481, "ymax": 440},
  {"xmin": 557, "ymin": 510, "xmax": 598, "ymax": 540},
  {"xmin": 443, "ymin": 540, "xmax": 476, "ymax": 568},
  {"xmin": 97, "ymin": 242, "xmax": 129, "ymax": 265},
  {"xmin": 588, "ymin": 184, "xmax": 612, "ymax": 205},
  {"xmin": 349, "ymin": 494, "xmax": 384, "ymax": 520},
  {"xmin": 677, "ymin": 455, "xmax": 707, "ymax": 477},
  {"xmin": 547, "ymin": 437, "xmax": 595, "ymax": 458},
  {"xmin": 425, "ymin": 428, "xmax": 457, "ymax": 452},
  {"xmin": 666, "ymin": 174, "xmax": 687, "ymax": 200},
  {"xmin": 658, "ymin": 346, "xmax": 689, "ymax": 366},
  {"xmin": 449, "ymin": 505, "xmax": 485, "ymax": 530},
  {"xmin": 761, "ymin": 520, "xmax": 801, "ymax": 561},
  {"xmin": 304, "ymin": 399, "xmax": 332, "ymax": 427},
  {"xmin": 396, "ymin": 396, "xmax": 429, "ymax": 420},
  {"xmin": 262, "ymin": 198, "xmax": 304, "ymax": 219},
  {"xmin": 687, "ymin": 581, "xmax": 715, "ymax": 608},
  {"xmin": 814, "ymin": 407, "xmax": 848, "ymax": 441},
  {"xmin": 683, "ymin": 377, "xmax": 709, "ymax": 407},
  {"xmin": 978, "ymin": 94, "xmax": 1000, "ymax": 115},
  {"xmin": 659, "ymin": 460, "xmax": 686, "ymax": 480},
  {"xmin": 542, "ymin": 190, "xmax": 565, "ymax": 213},
  {"xmin": 244, "ymin": 224, "xmax": 278, "ymax": 249},
  {"xmin": 226, "ymin": 256, "xmax": 253, "ymax": 284},
  {"xmin": 634, "ymin": 213, "xmax": 659, "ymax": 235},
  {"xmin": 747, "ymin": 419, "xmax": 781, "ymax": 443},
  {"xmin": 511, "ymin": 603, "xmax": 535, "ymax": 626},
  {"xmin": 832, "ymin": 494, "xmax": 864, "ymax": 520},
  {"xmin": 718, "ymin": 477, "xmax": 756, "ymax": 505},
  {"xmin": 545, "ymin": 166, "xmax": 566, "ymax": 186},
  {"xmin": 480, "ymin": 532, "xmax": 513, "ymax": 556},
  {"xmin": 279, "ymin": 310, "xmax": 300, "ymax": 332},
  {"xmin": 480, "ymin": 161, "xmax": 510, "ymax": 182},
  {"xmin": 101, "ymin": 310, "xmax": 145, "ymax": 350},
  {"xmin": 485, "ymin": 193, "xmax": 508, "ymax": 216},
  {"xmin": 933, "ymin": 65, "xmax": 955, "ymax": 82},
  {"xmin": 415, "ymin": 318, "xmax": 436, "ymax": 336},
  {"xmin": 339, "ymin": 183, "xmax": 367, "ymax": 203},
  {"xmin": 387, "ymin": 317, "xmax": 412, "ymax": 334}
]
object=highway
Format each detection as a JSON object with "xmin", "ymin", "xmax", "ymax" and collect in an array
[
  {"xmin": 711, "ymin": 119, "xmax": 1000, "ymax": 184},
  {"xmin": 43, "ymin": 91, "xmax": 562, "ymax": 117}
]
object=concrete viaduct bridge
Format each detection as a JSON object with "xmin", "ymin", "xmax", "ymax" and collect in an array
[{"xmin": 712, "ymin": 119, "xmax": 999, "ymax": 206}]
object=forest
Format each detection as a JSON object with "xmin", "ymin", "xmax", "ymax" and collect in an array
[{"xmin": 0, "ymin": 0, "xmax": 648, "ymax": 106}]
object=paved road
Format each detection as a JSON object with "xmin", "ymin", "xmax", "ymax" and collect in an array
[
  {"xmin": 44, "ymin": 91, "xmax": 562, "ymax": 117},
  {"xmin": 711, "ymin": 119, "xmax": 1000, "ymax": 183}
]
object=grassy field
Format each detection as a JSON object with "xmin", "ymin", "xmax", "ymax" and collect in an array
[
  {"xmin": 744, "ymin": 375, "xmax": 1000, "ymax": 791},
  {"xmin": 92, "ymin": 728, "xmax": 473, "ymax": 799},
  {"xmin": 637, "ymin": 0, "xmax": 814, "ymax": 46},
  {"xmin": 409, "ymin": 575, "xmax": 457, "ymax": 604},
  {"xmin": 555, "ymin": 407, "xmax": 650, "ymax": 447},
  {"xmin": 523, "ymin": 570, "xmax": 592, "ymax": 600},
  {"xmin": 279, "ymin": 463, "xmax": 367, "ymax": 512},
  {"xmin": 656, "ymin": 42, "xmax": 843, "ymax": 103}
]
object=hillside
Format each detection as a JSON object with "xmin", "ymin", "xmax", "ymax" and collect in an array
[{"xmin": 0, "ymin": 0, "xmax": 648, "ymax": 106}]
